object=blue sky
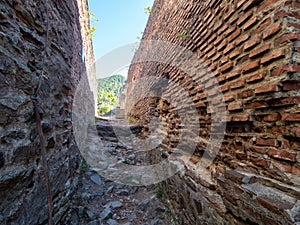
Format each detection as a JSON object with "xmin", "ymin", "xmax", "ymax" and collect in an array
[{"xmin": 88, "ymin": 0, "xmax": 154, "ymax": 61}]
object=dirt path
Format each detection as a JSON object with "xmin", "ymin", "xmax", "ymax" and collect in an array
[{"xmin": 59, "ymin": 118, "xmax": 175, "ymax": 225}]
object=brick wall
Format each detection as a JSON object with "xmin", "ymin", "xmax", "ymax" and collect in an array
[{"xmin": 125, "ymin": 0, "xmax": 300, "ymax": 224}]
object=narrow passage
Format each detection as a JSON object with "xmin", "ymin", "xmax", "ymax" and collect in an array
[{"xmin": 59, "ymin": 116, "xmax": 174, "ymax": 225}]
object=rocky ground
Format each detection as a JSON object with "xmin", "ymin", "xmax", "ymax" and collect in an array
[{"xmin": 59, "ymin": 118, "xmax": 175, "ymax": 225}]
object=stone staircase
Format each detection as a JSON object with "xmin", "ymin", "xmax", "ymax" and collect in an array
[{"xmin": 114, "ymin": 108, "xmax": 126, "ymax": 120}]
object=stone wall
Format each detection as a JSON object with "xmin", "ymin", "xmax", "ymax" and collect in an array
[
  {"xmin": 125, "ymin": 0, "xmax": 300, "ymax": 224},
  {"xmin": 0, "ymin": 0, "xmax": 95, "ymax": 224},
  {"xmin": 77, "ymin": 0, "xmax": 98, "ymax": 116}
]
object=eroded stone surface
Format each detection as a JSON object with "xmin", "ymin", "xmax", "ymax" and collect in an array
[{"xmin": 0, "ymin": 0, "xmax": 93, "ymax": 224}]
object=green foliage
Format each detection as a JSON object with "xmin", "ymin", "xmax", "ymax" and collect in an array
[
  {"xmin": 132, "ymin": 32, "xmax": 143, "ymax": 52},
  {"xmin": 144, "ymin": 6, "xmax": 152, "ymax": 14},
  {"xmin": 84, "ymin": 10, "xmax": 99, "ymax": 39},
  {"xmin": 156, "ymin": 184, "xmax": 165, "ymax": 199},
  {"xmin": 87, "ymin": 26, "xmax": 97, "ymax": 39},
  {"xmin": 176, "ymin": 29, "xmax": 189, "ymax": 40},
  {"xmin": 97, "ymin": 75, "xmax": 126, "ymax": 115}
]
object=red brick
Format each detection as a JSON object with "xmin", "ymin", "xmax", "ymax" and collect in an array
[
  {"xmin": 207, "ymin": 48, "xmax": 217, "ymax": 59},
  {"xmin": 226, "ymin": 70, "xmax": 241, "ymax": 80},
  {"xmin": 223, "ymin": 43, "xmax": 235, "ymax": 55},
  {"xmin": 244, "ymin": 36, "xmax": 261, "ymax": 50},
  {"xmin": 288, "ymin": 11, "xmax": 300, "ymax": 20},
  {"xmin": 218, "ymin": 23, "xmax": 229, "ymax": 36},
  {"xmin": 275, "ymin": 8, "xmax": 300, "ymax": 21},
  {"xmin": 230, "ymin": 80, "xmax": 245, "ymax": 90},
  {"xmin": 291, "ymin": 127, "xmax": 300, "ymax": 138},
  {"xmin": 271, "ymin": 64, "xmax": 300, "ymax": 76},
  {"xmin": 242, "ymin": 16, "xmax": 258, "ymax": 31},
  {"xmin": 242, "ymin": 60, "xmax": 260, "ymax": 73},
  {"xmin": 217, "ymin": 39, "xmax": 228, "ymax": 51},
  {"xmin": 291, "ymin": 166, "xmax": 300, "ymax": 175},
  {"xmin": 251, "ymin": 157, "xmax": 270, "ymax": 167},
  {"xmin": 224, "ymin": 8, "xmax": 235, "ymax": 22},
  {"xmin": 268, "ymin": 149, "xmax": 297, "ymax": 162},
  {"xmin": 281, "ymin": 139, "xmax": 290, "ymax": 149},
  {"xmin": 282, "ymin": 113, "xmax": 300, "ymax": 121},
  {"xmin": 273, "ymin": 161, "xmax": 292, "ymax": 173},
  {"xmin": 225, "ymin": 26, "xmax": 236, "ymax": 38},
  {"xmin": 242, "ymin": 0, "xmax": 263, "ymax": 11},
  {"xmin": 203, "ymin": 43, "xmax": 214, "ymax": 55},
  {"xmin": 253, "ymin": 18, "xmax": 271, "ymax": 35},
  {"xmin": 261, "ymin": 49, "xmax": 285, "ymax": 65},
  {"xmin": 218, "ymin": 179, "xmax": 231, "ymax": 190},
  {"xmin": 255, "ymin": 84, "xmax": 279, "ymax": 94},
  {"xmin": 228, "ymin": 28, "xmax": 241, "ymax": 43},
  {"xmin": 283, "ymin": 82, "xmax": 300, "ymax": 91},
  {"xmin": 247, "ymin": 145, "xmax": 268, "ymax": 154},
  {"xmin": 289, "ymin": 21, "xmax": 300, "ymax": 30},
  {"xmin": 249, "ymin": 44, "xmax": 271, "ymax": 58},
  {"xmin": 220, "ymin": 56, "xmax": 230, "ymax": 65},
  {"xmin": 263, "ymin": 113, "xmax": 281, "ymax": 122},
  {"xmin": 224, "ymin": 94, "xmax": 235, "ymax": 102},
  {"xmin": 229, "ymin": 48, "xmax": 243, "ymax": 59},
  {"xmin": 256, "ymin": 138, "xmax": 278, "ymax": 147},
  {"xmin": 237, "ymin": 54, "xmax": 250, "ymax": 64},
  {"xmin": 206, "ymin": 13, "xmax": 215, "ymax": 25},
  {"xmin": 209, "ymin": 62, "xmax": 217, "ymax": 71},
  {"xmin": 217, "ymin": 74, "xmax": 227, "ymax": 83},
  {"xmin": 263, "ymin": 22, "xmax": 282, "ymax": 40},
  {"xmin": 212, "ymin": 53, "xmax": 222, "ymax": 62},
  {"xmin": 224, "ymin": 170, "xmax": 245, "ymax": 184},
  {"xmin": 234, "ymin": 187, "xmax": 245, "ymax": 197},
  {"xmin": 291, "ymin": 141, "xmax": 300, "ymax": 151},
  {"xmin": 235, "ymin": 33, "xmax": 250, "ymax": 46},
  {"xmin": 195, "ymin": 101, "xmax": 206, "ymax": 108},
  {"xmin": 246, "ymin": 101, "xmax": 268, "ymax": 109},
  {"xmin": 257, "ymin": 197, "xmax": 290, "ymax": 215},
  {"xmin": 237, "ymin": 11, "xmax": 253, "ymax": 26},
  {"xmin": 199, "ymin": 39, "xmax": 209, "ymax": 51},
  {"xmin": 231, "ymin": 114, "xmax": 250, "ymax": 121},
  {"xmin": 238, "ymin": 89, "xmax": 254, "ymax": 98},
  {"xmin": 258, "ymin": 0, "xmax": 280, "ymax": 12},
  {"xmin": 207, "ymin": 33, "xmax": 217, "ymax": 44},
  {"xmin": 220, "ymin": 62, "xmax": 233, "ymax": 73},
  {"xmin": 189, "ymin": 156, "xmax": 200, "ymax": 164},
  {"xmin": 224, "ymin": 192, "xmax": 238, "ymax": 205},
  {"xmin": 213, "ymin": 20, "xmax": 223, "ymax": 33},
  {"xmin": 237, "ymin": 0, "xmax": 247, "ymax": 9},
  {"xmin": 269, "ymin": 97, "xmax": 300, "ymax": 107},
  {"xmin": 284, "ymin": 1, "xmax": 300, "ymax": 8},
  {"xmin": 275, "ymin": 33, "xmax": 300, "ymax": 46},
  {"xmin": 229, "ymin": 13, "xmax": 239, "ymax": 25},
  {"xmin": 246, "ymin": 72, "xmax": 266, "ymax": 83},
  {"xmin": 228, "ymin": 101, "xmax": 243, "ymax": 111},
  {"xmin": 221, "ymin": 84, "xmax": 230, "ymax": 92}
]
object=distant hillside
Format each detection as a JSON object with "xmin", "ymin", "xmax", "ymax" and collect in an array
[{"xmin": 97, "ymin": 75, "xmax": 126, "ymax": 115}]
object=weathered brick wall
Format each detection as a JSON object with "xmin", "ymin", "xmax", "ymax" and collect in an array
[
  {"xmin": 0, "ymin": 0, "xmax": 94, "ymax": 224},
  {"xmin": 125, "ymin": 0, "xmax": 300, "ymax": 224}
]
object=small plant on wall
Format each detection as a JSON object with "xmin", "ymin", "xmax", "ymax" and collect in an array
[
  {"xmin": 84, "ymin": 10, "xmax": 99, "ymax": 39},
  {"xmin": 144, "ymin": 6, "xmax": 152, "ymax": 15},
  {"xmin": 176, "ymin": 29, "xmax": 189, "ymax": 40}
]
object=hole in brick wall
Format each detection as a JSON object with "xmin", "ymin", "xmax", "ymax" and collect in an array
[
  {"xmin": 27, "ymin": 180, "xmax": 34, "ymax": 189},
  {"xmin": 0, "ymin": 152, "xmax": 4, "ymax": 168},
  {"xmin": 193, "ymin": 199, "xmax": 202, "ymax": 215},
  {"xmin": 36, "ymin": 158, "xmax": 40, "ymax": 166}
]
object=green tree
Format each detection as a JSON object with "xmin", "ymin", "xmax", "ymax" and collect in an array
[{"xmin": 97, "ymin": 75, "xmax": 126, "ymax": 115}]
